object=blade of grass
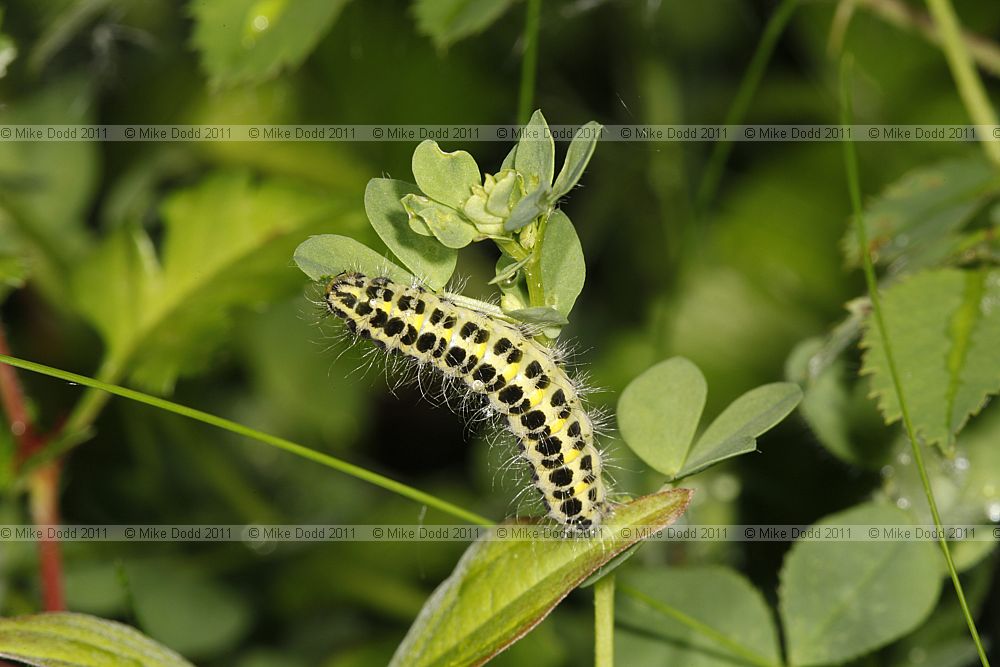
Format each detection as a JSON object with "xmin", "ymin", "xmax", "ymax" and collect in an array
[
  {"xmin": 924, "ymin": 0, "xmax": 1000, "ymax": 166},
  {"xmin": 839, "ymin": 56, "xmax": 990, "ymax": 667},
  {"xmin": 694, "ymin": 0, "xmax": 799, "ymax": 213},
  {"xmin": 594, "ymin": 575, "xmax": 615, "ymax": 667},
  {"xmin": 517, "ymin": 0, "xmax": 542, "ymax": 125},
  {"xmin": 0, "ymin": 353, "xmax": 494, "ymax": 527}
]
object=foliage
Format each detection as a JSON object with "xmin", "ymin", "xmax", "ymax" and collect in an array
[{"xmin": 0, "ymin": 0, "xmax": 998, "ymax": 665}]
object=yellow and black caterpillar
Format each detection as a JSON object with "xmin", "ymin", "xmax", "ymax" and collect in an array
[{"xmin": 325, "ymin": 271, "xmax": 608, "ymax": 528}]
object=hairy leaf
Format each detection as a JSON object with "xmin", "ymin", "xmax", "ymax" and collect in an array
[
  {"xmin": 861, "ymin": 268, "xmax": 1000, "ymax": 451},
  {"xmin": 191, "ymin": 0, "xmax": 351, "ymax": 86},
  {"xmin": 389, "ymin": 489, "xmax": 693, "ymax": 667},
  {"xmin": 617, "ymin": 566, "xmax": 781, "ymax": 667},
  {"xmin": 779, "ymin": 502, "xmax": 942, "ymax": 666},
  {"xmin": 0, "ymin": 612, "xmax": 192, "ymax": 666},
  {"xmin": 73, "ymin": 170, "xmax": 364, "ymax": 393}
]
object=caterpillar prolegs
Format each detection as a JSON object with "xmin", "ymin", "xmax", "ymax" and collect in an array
[{"xmin": 324, "ymin": 272, "xmax": 609, "ymax": 529}]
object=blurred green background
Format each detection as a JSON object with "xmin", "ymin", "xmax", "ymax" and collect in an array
[{"xmin": 0, "ymin": 0, "xmax": 998, "ymax": 664}]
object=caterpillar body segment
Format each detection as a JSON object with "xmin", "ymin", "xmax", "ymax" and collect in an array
[{"xmin": 324, "ymin": 271, "xmax": 608, "ymax": 529}]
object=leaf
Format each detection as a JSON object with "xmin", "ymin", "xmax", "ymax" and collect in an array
[
  {"xmin": 412, "ymin": 0, "xmax": 518, "ymax": 49},
  {"xmin": 679, "ymin": 382, "xmax": 801, "ymax": 478},
  {"xmin": 779, "ymin": 502, "xmax": 943, "ymax": 666},
  {"xmin": 0, "ymin": 250, "xmax": 27, "ymax": 302},
  {"xmin": 505, "ymin": 306, "xmax": 569, "ymax": 327},
  {"xmin": 843, "ymin": 154, "xmax": 1000, "ymax": 269},
  {"xmin": 512, "ymin": 110, "xmax": 555, "ymax": 193},
  {"xmin": 401, "ymin": 194, "xmax": 478, "ymax": 249},
  {"xmin": 73, "ymin": 170, "xmax": 363, "ymax": 393},
  {"xmin": 191, "ymin": 0, "xmax": 351, "ymax": 86},
  {"xmin": 0, "ymin": 8, "xmax": 15, "ymax": 79},
  {"xmin": 411, "ymin": 140, "xmax": 482, "ymax": 209},
  {"xmin": 861, "ymin": 268, "xmax": 1000, "ymax": 451},
  {"xmin": 0, "ymin": 612, "xmax": 193, "ymax": 666},
  {"xmin": 616, "ymin": 566, "xmax": 781, "ymax": 667},
  {"xmin": 389, "ymin": 488, "xmax": 694, "ymax": 667},
  {"xmin": 503, "ymin": 186, "xmax": 549, "ymax": 232},
  {"xmin": 617, "ymin": 357, "xmax": 707, "ymax": 478},
  {"xmin": 539, "ymin": 210, "xmax": 585, "ymax": 319},
  {"xmin": 550, "ymin": 121, "xmax": 602, "ymax": 201},
  {"xmin": 294, "ymin": 234, "xmax": 412, "ymax": 284},
  {"xmin": 365, "ymin": 179, "xmax": 458, "ymax": 289}
]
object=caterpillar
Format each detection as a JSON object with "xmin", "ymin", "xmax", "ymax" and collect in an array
[{"xmin": 324, "ymin": 271, "xmax": 609, "ymax": 529}]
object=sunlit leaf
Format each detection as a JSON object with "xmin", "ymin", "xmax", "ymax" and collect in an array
[
  {"xmin": 294, "ymin": 234, "xmax": 411, "ymax": 284},
  {"xmin": 779, "ymin": 502, "xmax": 942, "ymax": 666},
  {"xmin": 390, "ymin": 489, "xmax": 693, "ymax": 667},
  {"xmin": 617, "ymin": 566, "xmax": 781, "ymax": 667},
  {"xmin": 366, "ymin": 178, "xmax": 458, "ymax": 288},
  {"xmin": 191, "ymin": 0, "xmax": 351, "ymax": 86},
  {"xmin": 550, "ymin": 121, "xmax": 602, "ymax": 201},
  {"xmin": 679, "ymin": 382, "xmax": 801, "ymax": 478},
  {"xmin": 411, "ymin": 140, "xmax": 481, "ymax": 209},
  {"xmin": 0, "ymin": 612, "xmax": 192, "ymax": 666},
  {"xmin": 539, "ymin": 210, "xmax": 585, "ymax": 319},
  {"xmin": 617, "ymin": 357, "xmax": 707, "ymax": 478}
]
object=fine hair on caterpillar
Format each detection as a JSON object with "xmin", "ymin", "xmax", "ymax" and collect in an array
[{"xmin": 323, "ymin": 270, "xmax": 612, "ymax": 530}]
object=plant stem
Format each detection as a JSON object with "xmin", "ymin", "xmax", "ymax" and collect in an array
[
  {"xmin": 854, "ymin": 0, "xmax": 1000, "ymax": 77},
  {"xmin": 839, "ymin": 57, "xmax": 991, "ymax": 667},
  {"xmin": 0, "ymin": 323, "xmax": 65, "ymax": 611},
  {"xmin": 594, "ymin": 574, "xmax": 615, "ymax": 667},
  {"xmin": 517, "ymin": 0, "xmax": 542, "ymax": 125},
  {"xmin": 618, "ymin": 584, "xmax": 780, "ymax": 667},
  {"xmin": 924, "ymin": 0, "xmax": 1000, "ymax": 166},
  {"xmin": 0, "ymin": 353, "xmax": 495, "ymax": 527},
  {"xmin": 694, "ymin": 0, "xmax": 799, "ymax": 213}
]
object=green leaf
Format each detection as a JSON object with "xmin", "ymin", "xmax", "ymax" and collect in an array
[
  {"xmin": 294, "ymin": 234, "xmax": 412, "ymax": 284},
  {"xmin": 843, "ymin": 155, "xmax": 1000, "ymax": 269},
  {"xmin": 539, "ymin": 210, "xmax": 585, "ymax": 319},
  {"xmin": 365, "ymin": 179, "xmax": 457, "ymax": 289},
  {"xmin": 401, "ymin": 194, "xmax": 478, "ymax": 249},
  {"xmin": 503, "ymin": 186, "xmax": 549, "ymax": 232},
  {"xmin": 513, "ymin": 110, "xmax": 555, "ymax": 193},
  {"xmin": 411, "ymin": 140, "xmax": 482, "ymax": 209},
  {"xmin": 73, "ymin": 170, "xmax": 362, "ymax": 393},
  {"xmin": 0, "ymin": 250, "xmax": 27, "ymax": 303},
  {"xmin": 505, "ymin": 306, "xmax": 569, "ymax": 327},
  {"xmin": 617, "ymin": 357, "xmax": 707, "ymax": 478},
  {"xmin": 779, "ymin": 502, "xmax": 943, "ymax": 666},
  {"xmin": 389, "ymin": 489, "xmax": 693, "ymax": 667},
  {"xmin": 679, "ymin": 382, "xmax": 801, "ymax": 478},
  {"xmin": 412, "ymin": 0, "xmax": 518, "ymax": 49},
  {"xmin": 0, "ymin": 612, "xmax": 193, "ymax": 666},
  {"xmin": 0, "ymin": 8, "xmax": 15, "ymax": 79},
  {"xmin": 861, "ymin": 268, "xmax": 1000, "ymax": 451},
  {"xmin": 550, "ymin": 122, "xmax": 602, "ymax": 201},
  {"xmin": 617, "ymin": 566, "xmax": 781, "ymax": 667},
  {"xmin": 191, "ymin": 0, "xmax": 351, "ymax": 86}
]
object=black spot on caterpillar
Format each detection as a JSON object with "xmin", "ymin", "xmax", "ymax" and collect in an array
[{"xmin": 324, "ymin": 271, "xmax": 609, "ymax": 529}]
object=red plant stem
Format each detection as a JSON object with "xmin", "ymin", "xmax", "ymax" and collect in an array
[{"xmin": 0, "ymin": 322, "xmax": 65, "ymax": 611}]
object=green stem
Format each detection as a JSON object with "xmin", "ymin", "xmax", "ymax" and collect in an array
[
  {"xmin": 594, "ymin": 575, "xmax": 616, "ymax": 667},
  {"xmin": 839, "ymin": 57, "xmax": 991, "ymax": 667},
  {"xmin": 618, "ymin": 584, "xmax": 780, "ymax": 667},
  {"xmin": 517, "ymin": 0, "xmax": 542, "ymax": 125},
  {"xmin": 694, "ymin": 0, "xmax": 799, "ymax": 213},
  {"xmin": 0, "ymin": 353, "xmax": 494, "ymax": 527},
  {"xmin": 924, "ymin": 0, "xmax": 1000, "ymax": 166}
]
